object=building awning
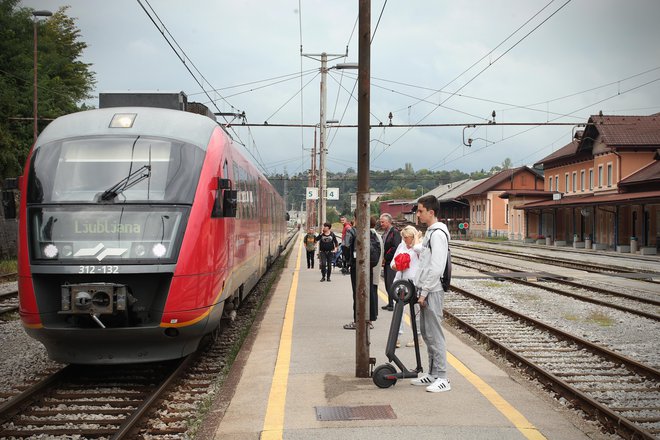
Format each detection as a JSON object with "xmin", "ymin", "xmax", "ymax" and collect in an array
[
  {"xmin": 499, "ymin": 190, "xmax": 554, "ymax": 199},
  {"xmin": 515, "ymin": 190, "xmax": 660, "ymax": 210}
]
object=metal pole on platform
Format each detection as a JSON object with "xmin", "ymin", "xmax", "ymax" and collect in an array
[
  {"xmin": 318, "ymin": 53, "xmax": 328, "ymax": 229},
  {"xmin": 355, "ymin": 0, "xmax": 371, "ymax": 378},
  {"xmin": 307, "ymin": 131, "xmax": 317, "ymax": 228}
]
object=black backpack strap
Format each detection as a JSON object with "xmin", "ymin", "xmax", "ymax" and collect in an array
[{"xmin": 426, "ymin": 229, "xmax": 449, "ymax": 252}]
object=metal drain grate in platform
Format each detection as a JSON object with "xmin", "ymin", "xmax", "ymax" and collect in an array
[{"xmin": 315, "ymin": 405, "xmax": 396, "ymax": 421}]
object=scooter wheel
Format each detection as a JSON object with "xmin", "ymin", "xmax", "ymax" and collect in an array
[{"xmin": 373, "ymin": 364, "xmax": 397, "ymax": 388}]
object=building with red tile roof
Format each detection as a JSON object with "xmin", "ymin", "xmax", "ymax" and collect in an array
[{"xmin": 516, "ymin": 114, "xmax": 660, "ymax": 253}]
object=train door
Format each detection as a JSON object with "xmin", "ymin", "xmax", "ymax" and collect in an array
[
  {"xmin": 259, "ymin": 180, "xmax": 267, "ymax": 275},
  {"xmin": 223, "ymin": 159, "xmax": 234, "ymax": 273}
]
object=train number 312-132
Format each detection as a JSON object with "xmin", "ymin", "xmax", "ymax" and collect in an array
[{"xmin": 78, "ymin": 265, "xmax": 119, "ymax": 274}]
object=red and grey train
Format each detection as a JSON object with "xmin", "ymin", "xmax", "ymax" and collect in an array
[{"xmin": 17, "ymin": 94, "xmax": 286, "ymax": 364}]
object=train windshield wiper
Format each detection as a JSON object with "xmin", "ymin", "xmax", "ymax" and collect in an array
[{"xmin": 98, "ymin": 165, "xmax": 151, "ymax": 202}]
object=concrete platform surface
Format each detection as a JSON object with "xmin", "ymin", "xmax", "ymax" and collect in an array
[{"xmin": 210, "ymin": 235, "xmax": 595, "ymax": 440}]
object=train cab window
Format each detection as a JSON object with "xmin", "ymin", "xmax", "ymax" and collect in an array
[{"xmin": 28, "ymin": 136, "xmax": 204, "ymax": 204}]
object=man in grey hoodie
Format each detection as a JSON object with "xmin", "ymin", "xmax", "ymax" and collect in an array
[{"xmin": 410, "ymin": 195, "xmax": 451, "ymax": 393}]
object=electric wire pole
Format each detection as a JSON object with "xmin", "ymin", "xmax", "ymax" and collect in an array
[
  {"xmin": 301, "ymin": 50, "xmax": 347, "ymax": 230},
  {"xmin": 355, "ymin": 0, "xmax": 371, "ymax": 378}
]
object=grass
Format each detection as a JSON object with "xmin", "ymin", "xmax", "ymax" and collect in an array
[
  {"xmin": 564, "ymin": 311, "xmax": 615, "ymax": 327},
  {"xmin": 0, "ymin": 259, "xmax": 17, "ymax": 274},
  {"xmin": 585, "ymin": 311, "xmax": 615, "ymax": 327},
  {"xmin": 480, "ymin": 281, "xmax": 504, "ymax": 288},
  {"xmin": 472, "ymin": 236, "xmax": 510, "ymax": 243}
]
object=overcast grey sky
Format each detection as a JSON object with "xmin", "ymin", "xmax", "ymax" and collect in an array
[{"xmin": 20, "ymin": 0, "xmax": 660, "ymax": 176}]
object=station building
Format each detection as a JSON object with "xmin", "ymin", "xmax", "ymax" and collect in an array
[{"xmin": 512, "ymin": 114, "xmax": 660, "ymax": 254}]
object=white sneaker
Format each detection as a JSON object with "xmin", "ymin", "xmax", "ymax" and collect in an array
[
  {"xmin": 410, "ymin": 373, "xmax": 436, "ymax": 386},
  {"xmin": 426, "ymin": 378, "xmax": 451, "ymax": 393}
]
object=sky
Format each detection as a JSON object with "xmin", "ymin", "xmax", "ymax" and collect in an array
[{"xmin": 19, "ymin": 0, "xmax": 660, "ymax": 177}]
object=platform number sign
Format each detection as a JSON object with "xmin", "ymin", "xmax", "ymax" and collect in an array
[
  {"xmin": 306, "ymin": 187, "xmax": 319, "ymax": 200},
  {"xmin": 327, "ymin": 187, "xmax": 339, "ymax": 200}
]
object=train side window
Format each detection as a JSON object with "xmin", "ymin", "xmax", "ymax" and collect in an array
[{"xmin": 212, "ymin": 177, "xmax": 237, "ymax": 218}]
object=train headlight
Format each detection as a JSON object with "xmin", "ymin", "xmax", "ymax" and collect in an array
[
  {"xmin": 61, "ymin": 244, "xmax": 73, "ymax": 257},
  {"xmin": 109, "ymin": 113, "xmax": 137, "ymax": 128},
  {"xmin": 43, "ymin": 244, "xmax": 59, "ymax": 259},
  {"xmin": 152, "ymin": 243, "xmax": 167, "ymax": 258},
  {"xmin": 134, "ymin": 244, "xmax": 146, "ymax": 257}
]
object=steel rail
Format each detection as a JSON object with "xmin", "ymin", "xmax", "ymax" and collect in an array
[
  {"xmin": 0, "ymin": 366, "xmax": 72, "ymax": 425},
  {"xmin": 453, "ymin": 251, "xmax": 660, "ymax": 306},
  {"xmin": 452, "ymin": 242, "xmax": 660, "ymax": 283},
  {"xmin": 111, "ymin": 355, "xmax": 192, "ymax": 440},
  {"xmin": 446, "ymin": 285, "xmax": 659, "ymax": 440},
  {"xmin": 452, "ymin": 255, "xmax": 660, "ymax": 321}
]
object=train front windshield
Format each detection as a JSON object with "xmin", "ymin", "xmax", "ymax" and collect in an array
[{"xmin": 26, "ymin": 136, "xmax": 205, "ymax": 264}]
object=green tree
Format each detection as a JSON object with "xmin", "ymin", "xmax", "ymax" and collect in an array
[
  {"xmin": 0, "ymin": 1, "xmax": 95, "ymax": 180},
  {"xmin": 386, "ymin": 187, "xmax": 415, "ymax": 200}
]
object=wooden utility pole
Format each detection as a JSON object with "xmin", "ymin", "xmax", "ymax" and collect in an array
[{"xmin": 355, "ymin": 0, "xmax": 371, "ymax": 378}]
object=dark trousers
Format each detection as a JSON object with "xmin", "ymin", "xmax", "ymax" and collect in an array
[
  {"xmin": 319, "ymin": 251, "xmax": 333, "ymax": 279},
  {"xmin": 341, "ymin": 246, "xmax": 351, "ymax": 270},
  {"xmin": 350, "ymin": 264, "xmax": 378, "ymax": 322},
  {"xmin": 306, "ymin": 250, "xmax": 314, "ymax": 268},
  {"xmin": 384, "ymin": 264, "xmax": 396, "ymax": 307}
]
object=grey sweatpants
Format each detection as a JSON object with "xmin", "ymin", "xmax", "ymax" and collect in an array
[{"xmin": 419, "ymin": 290, "xmax": 447, "ymax": 379}]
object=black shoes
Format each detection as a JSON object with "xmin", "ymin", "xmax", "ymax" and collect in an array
[
  {"xmin": 327, "ymin": 278, "xmax": 331, "ymax": 282},
  {"xmin": 381, "ymin": 305, "xmax": 393, "ymax": 311},
  {"xmin": 320, "ymin": 277, "xmax": 326, "ymax": 282}
]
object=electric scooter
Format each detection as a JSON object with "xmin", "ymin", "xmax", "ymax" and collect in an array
[{"xmin": 372, "ymin": 279, "xmax": 423, "ymax": 388}]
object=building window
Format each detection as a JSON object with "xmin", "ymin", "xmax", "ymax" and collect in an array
[
  {"xmin": 607, "ymin": 164, "xmax": 613, "ymax": 187},
  {"xmin": 549, "ymin": 178, "xmax": 553, "ymax": 191},
  {"xmin": 555, "ymin": 176, "xmax": 559, "ymax": 192},
  {"xmin": 565, "ymin": 173, "xmax": 569, "ymax": 193},
  {"xmin": 580, "ymin": 170, "xmax": 585, "ymax": 191},
  {"xmin": 505, "ymin": 203, "xmax": 509, "ymax": 224},
  {"xmin": 598, "ymin": 165, "xmax": 603, "ymax": 188},
  {"xmin": 589, "ymin": 169, "xmax": 593, "ymax": 190},
  {"xmin": 572, "ymin": 172, "xmax": 577, "ymax": 192}
]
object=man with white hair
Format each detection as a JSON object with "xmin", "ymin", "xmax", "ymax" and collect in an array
[{"xmin": 379, "ymin": 213, "xmax": 401, "ymax": 311}]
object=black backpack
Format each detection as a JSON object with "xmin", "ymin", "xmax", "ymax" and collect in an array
[
  {"xmin": 348, "ymin": 229, "xmax": 381, "ymax": 268},
  {"xmin": 427, "ymin": 229, "xmax": 452, "ymax": 292},
  {"xmin": 369, "ymin": 230, "xmax": 381, "ymax": 268}
]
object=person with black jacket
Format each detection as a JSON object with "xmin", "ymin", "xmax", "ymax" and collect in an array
[
  {"xmin": 315, "ymin": 222, "xmax": 339, "ymax": 282},
  {"xmin": 380, "ymin": 213, "xmax": 401, "ymax": 311},
  {"xmin": 344, "ymin": 216, "xmax": 383, "ymax": 330}
]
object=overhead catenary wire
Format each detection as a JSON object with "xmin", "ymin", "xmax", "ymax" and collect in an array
[
  {"xmin": 426, "ymin": 75, "xmax": 660, "ymax": 171},
  {"xmin": 263, "ymin": 72, "xmax": 320, "ymax": 123},
  {"xmin": 391, "ymin": 0, "xmax": 561, "ymax": 116},
  {"xmin": 136, "ymin": 0, "xmax": 273, "ymax": 172},
  {"xmin": 373, "ymin": 0, "xmax": 574, "ymax": 163}
]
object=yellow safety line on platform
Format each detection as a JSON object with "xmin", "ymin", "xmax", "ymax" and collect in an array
[
  {"xmin": 377, "ymin": 289, "xmax": 547, "ymax": 440},
  {"xmin": 261, "ymin": 236, "xmax": 302, "ymax": 440}
]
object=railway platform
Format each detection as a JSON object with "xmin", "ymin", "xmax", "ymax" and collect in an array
[{"xmin": 200, "ymin": 234, "xmax": 597, "ymax": 440}]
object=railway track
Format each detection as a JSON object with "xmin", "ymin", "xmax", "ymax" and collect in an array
[
  {"xmin": 0, "ymin": 231, "xmax": 298, "ymax": 439},
  {"xmin": 0, "ymin": 289, "xmax": 19, "ymax": 318},
  {"xmin": 452, "ymin": 254, "xmax": 660, "ymax": 322},
  {"xmin": 452, "ymin": 242, "xmax": 660, "ymax": 284},
  {"xmin": 445, "ymin": 285, "xmax": 660, "ymax": 440},
  {"xmin": 0, "ymin": 272, "xmax": 17, "ymax": 282},
  {"xmin": 0, "ymin": 359, "xmax": 189, "ymax": 439}
]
